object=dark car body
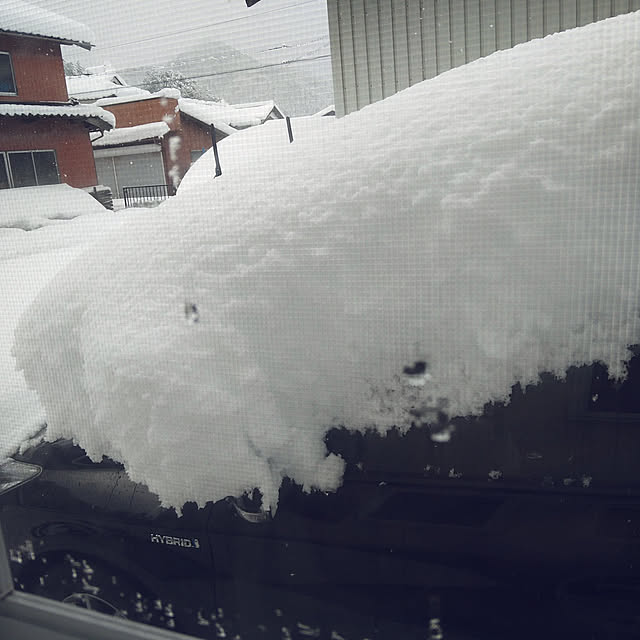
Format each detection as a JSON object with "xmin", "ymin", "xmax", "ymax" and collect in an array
[{"xmin": 1, "ymin": 358, "xmax": 640, "ymax": 640}]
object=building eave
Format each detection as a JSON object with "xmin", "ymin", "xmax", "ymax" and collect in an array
[
  {"xmin": 92, "ymin": 137, "xmax": 163, "ymax": 149},
  {"xmin": 0, "ymin": 111, "xmax": 114, "ymax": 132},
  {"xmin": 0, "ymin": 28, "xmax": 93, "ymax": 50},
  {"xmin": 179, "ymin": 111, "xmax": 236, "ymax": 138}
]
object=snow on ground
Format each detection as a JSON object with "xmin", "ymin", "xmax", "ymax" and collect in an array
[
  {"xmin": 0, "ymin": 184, "xmax": 108, "ymax": 230},
  {"xmin": 8, "ymin": 13, "xmax": 640, "ymax": 512}
]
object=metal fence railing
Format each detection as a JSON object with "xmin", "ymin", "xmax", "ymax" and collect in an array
[{"xmin": 122, "ymin": 184, "xmax": 172, "ymax": 208}]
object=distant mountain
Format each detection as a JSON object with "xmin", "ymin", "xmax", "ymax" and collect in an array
[{"xmin": 120, "ymin": 36, "xmax": 334, "ymax": 116}]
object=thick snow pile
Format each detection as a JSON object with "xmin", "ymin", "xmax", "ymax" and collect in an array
[
  {"xmin": 0, "ymin": 214, "xmax": 124, "ymax": 458},
  {"xmin": 0, "ymin": 184, "xmax": 107, "ymax": 230},
  {"xmin": 1, "ymin": 250, "xmax": 73, "ymax": 455},
  {"xmin": 12, "ymin": 13, "xmax": 640, "ymax": 512},
  {"xmin": 178, "ymin": 115, "xmax": 336, "ymax": 194}
]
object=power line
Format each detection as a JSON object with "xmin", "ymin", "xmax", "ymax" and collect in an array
[
  {"xmin": 68, "ymin": 54, "xmax": 332, "ymax": 95},
  {"xmin": 97, "ymin": 0, "xmax": 320, "ymax": 51},
  {"xmin": 109, "ymin": 53, "xmax": 332, "ymax": 88},
  {"xmin": 178, "ymin": 53, "xmax": 332, "ymax": 81}
]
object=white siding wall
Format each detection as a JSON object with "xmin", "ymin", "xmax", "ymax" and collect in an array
[{"xmin": 328, "ymin": 0, "xmax": 640, "ymax": 116}]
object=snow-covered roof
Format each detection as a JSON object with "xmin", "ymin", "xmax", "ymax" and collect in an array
[
  {"xmin": 313, "ymin": 104, "xmax": 336, "ymax": 117},
  {"xmin": 66, "ymin": 74, "xmax": 146, "ymax": 102},
  {"xmin": 176, "ymin": 99, "xmax": 243, "ymax": 135},
  {"xmin": 96, "ymin": 88, "xmax": 179, "ymax": 107},
  {"xmin": 0, "ymin": 0, "xmax": 94, "ymax": 50},
  {"xmin": 93, "ymin": 89, "xmax": 280, "ymax": 133},
  {"xmin": 67, "ymin": 72, "xmax": 124, "ymax": 90},
  {"xmin": 84, "ymin": 64, "xmax": 116, "ymax": 76},
  {"xmin": 0, "ymin": 102, "xmax": 115, "ymax": 130},
  {"xmin": 227, "ymin": 100, "xmax": 285, "ymax": 124},
  {"xmin": 179, "ymin": 98, "xmax": 283, "ymax": 130},
  {"xmin": 91, "ymin": 121, "xmax": 170, "ymax": 147}
]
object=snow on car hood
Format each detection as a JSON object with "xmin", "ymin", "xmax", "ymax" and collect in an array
[{"xmin": 12, "ymin": 12, "xmax": 640, "ymax": 512}]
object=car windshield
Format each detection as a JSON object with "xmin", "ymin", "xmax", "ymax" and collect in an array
[{"xmin": 1, "ymin": 1, "xmax": 640, "ymax": 639}]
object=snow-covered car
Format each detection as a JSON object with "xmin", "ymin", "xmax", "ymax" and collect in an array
[
  {"xmin": 2, "ymin": 11, "xmax": 640, "ymax": 640},
  {"xmin": 0, "ymin": 183, "xmax": 109, "ymax": 231},
  {"xmin": 1, "ymin": 352, "xmax": 640, "ymax": 639}
]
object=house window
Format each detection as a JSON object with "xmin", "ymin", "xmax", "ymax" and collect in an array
[
  {"xmin": 0, "ymin": 52, "xmax": 17, "ymax": 95},
  {"xmin": 0, "ymin": 151, "xmax": 60, "ymax": 188},
  {"xmin": 8, "ymin": 152, "xmax": 37, "ymax": 187},
  {"xmin": 32, "ymin": 151, "xmax": 60, "ymax": 185}
]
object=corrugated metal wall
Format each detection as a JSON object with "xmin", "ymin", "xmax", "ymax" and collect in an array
[{"xmin": 328, "ymin": 0, "xmax": 640, "ymax": 116}]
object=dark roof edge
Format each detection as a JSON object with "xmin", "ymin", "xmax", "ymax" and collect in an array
[
  {"xmin": 92, "ymin": 137, "xmax": 165, "ymax": 150},
  {"xmin": 180, "ymin": 110, "xmax": 235, "ymax": 137},
  {"xmin": 0, "ymin": 28, "xmax": 93, "ymax": 50},
  {"xmin": 0, "ymin": 111, "xmax": 112, "ymax": 132}
]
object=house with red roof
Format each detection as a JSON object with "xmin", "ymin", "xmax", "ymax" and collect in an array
[
  {"xmin": 91, "ymin": 90, "xmax": 284, "ymax": 199},
  {"xmin": 0, "ymin": 1, "xmax": 114, "ymax": 190}
]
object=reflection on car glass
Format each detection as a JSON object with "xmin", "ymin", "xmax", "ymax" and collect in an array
[
  {"xmin": 71, "ymin": 454, "xmax": 123, "ymax": 469},
  {"xmin": 371, "ymin": 492, "xmax": 503, "ymax": 526},
  {"xmin": 588, "ymin": 346, "xmax": 640, "ymax": 414}
]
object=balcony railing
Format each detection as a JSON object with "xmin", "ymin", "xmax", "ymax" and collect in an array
[{"xmin": 122, "ymin": 184, "xmax": 172, "ymax": 208}]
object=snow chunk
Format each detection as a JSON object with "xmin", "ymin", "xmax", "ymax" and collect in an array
[
  {"xmin": 0, "ymin": 184, "xmax": 107, "ymax": 231},
  {"xmin": 156, "ymin": 88, "xmax": 181, "ymax": 100},
  {"xmin": 0, "ymin": 213, "xmax": 125, "ymax": 458},
  {"xmin": 12, "ymin": 13, "xmax": 640, "ymax": 512}
]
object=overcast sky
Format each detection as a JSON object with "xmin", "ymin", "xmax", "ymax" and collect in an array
[{"xmin": 26, "ymin": 0, "xmax": 329, "ymax": 69}]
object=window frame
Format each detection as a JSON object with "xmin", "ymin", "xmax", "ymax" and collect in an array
[
  {"xmin": 0, "ymin": 150, "xmax": 60, "ymax": 189},
  {"xmin": 31, "ymin": 149, "xmax": 61, "ymax": 186},
  {"xmin": 0, "ymin": 152, "xmax": 10, "ymax": 189},
  {"xmin": 0, "ymin": 51, "xmax": 17, "ymax": 96}
]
